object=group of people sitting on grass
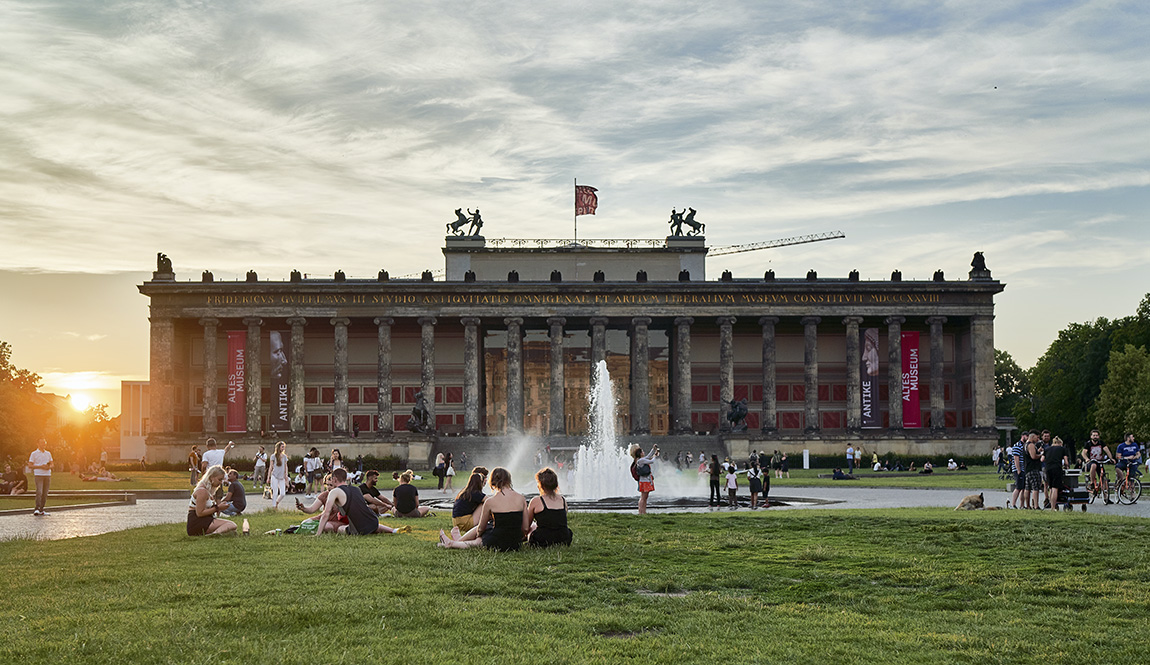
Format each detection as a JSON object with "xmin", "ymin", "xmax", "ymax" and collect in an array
[
  {"xmin": 80, "ymin": 462, "xmax": 129, "ymax": 482},
  {"xmin": 438, "ymin": 466, "xmax": 573, "ymax": 551}
]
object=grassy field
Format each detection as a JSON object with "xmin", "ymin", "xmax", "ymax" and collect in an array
[{"xmin": 1, "ymin": 507, "xmax": 1147, "ymax": 664}]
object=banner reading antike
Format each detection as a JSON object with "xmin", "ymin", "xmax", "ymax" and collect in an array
[
  {"xmin": 860, "ymin": 327, "xmax": 880, "ymax": 429},
  {"xmin": 269, "ymin": 331, "xmax": 290, "ymax": 433},
  {"xmin": 901, "ymin": 331, "xmax": 921, "ymax": 428},
  {"xmin": 226, "ymin": 331, "xmax": 246, "ymax": 432}
]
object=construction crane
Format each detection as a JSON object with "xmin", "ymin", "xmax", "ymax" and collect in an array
[{"xmin": 708, "ymin": 231, "xmax": 846, "ymax": 257}]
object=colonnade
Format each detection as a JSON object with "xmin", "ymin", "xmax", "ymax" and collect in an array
[{"xmin": 147, "ymin": 313, "xmax": 996, "ymax": 437}]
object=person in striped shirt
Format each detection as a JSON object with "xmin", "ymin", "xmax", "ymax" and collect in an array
[{"xmin": 1009, "ymin": 435, "xmax": 1028, "ymax": 509}]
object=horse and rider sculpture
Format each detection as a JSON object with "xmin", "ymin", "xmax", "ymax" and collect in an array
[
  {"xmin": 447, "ymin": 208, "xmax": 484, "ymax": 237},
  {"xmin": 668, "ymin": 207, "xmax": 704, "ymax": 237}
]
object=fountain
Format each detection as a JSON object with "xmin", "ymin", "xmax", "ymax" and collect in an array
[{"xmin": 571, "ymin": 360, "xmax": 634, "ymax": 499}]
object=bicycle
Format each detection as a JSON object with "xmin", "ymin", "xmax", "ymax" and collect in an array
[
  {"xmin": 1083, "ymin": 459, "xmax": 1113, "ymax": 504},
  {"xmin": 1113, "ymin": 462, "xmax": 1143, "ymax": 505}
]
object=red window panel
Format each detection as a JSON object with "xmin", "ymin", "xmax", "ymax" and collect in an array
[
  {"xmin": 711, "ymin": 386, "xmax": 721, "ymax": 403},
  {"xmin": 733, "ymin": 384, "xmax": 749, "ymax": 401},
  {"xmin": 174, "ymin": 415, "xmax": 184, "ymax": 432},
  {"xmin": 776, "ymin": 385, "xmax": 789, "ymax": 402},
  {"xmin": 446, "ymin": 386, "xmax": 463, "ymax": 403},
  {"xmin": 780, "ymin": 412, "xmax": 803, "ymax": 430},
  {"xmin": 348, "ymin": 387, "xmax": 360, "ymax": 404},
  {"xmin": 435, "ymin": 387, "xmax": 443, "ymax": 403},
  {"xmin": 321, "ymin": 387, "xmax": 335, "ymax": 404},
  {"xmin": 216, "ymin": 415, "xmax": 225, "ymax": 432},
  {"xmin": 305, "ymin": 387, "xmax": 319, "ymax": 404},
  {"xmin": 944, "ymin": 383, "xmax": 951, "ymax": 401},
  {"xmin": 691, "ymin": 412, "xmax": 701, "ymax": 425},
  {"xmin": 394, "ymin": 415, "xmax": 408, "ymax": 431},
  {"xmin": 920, "ymin": 385, "xmax": 930, "ymax": 401},
  {"xmin": 436, "ymin": 414, "xmax": 454, "ymax": 426},
  {"xmin": 310, "ymin": 415, "xmax": 329, "ymax": 432},
  {"xmin": 363, "ymin": 387, "xmax": 378, "ymax": 404},
  {"xmin": 962, "ymin": 410, "xmax": 973, "ymax": 428},
  {"xmin": 194, "ymin": 387, "xmax": 203, "ymax": 406},
  {"xmin": 817, "ymin": 385, "xmax": 829, "ymax": 401},
  {"xmin": 945, "ymin": 411, "xmax": 957, "ymax": 428},
  {"xmin": 745, "ymin": 412, "xmax": 760, "ymax": 429},
  {"xmin": 352, "ymin": 414, "xmax": 371, "ymax": 432},
  {"xmin": 691, "ymin": 385, "xmax": 709, "ymax": 402},
  {"xmin": 882, "ymin": 411, "xmax": 890, "ymax": 428},
  {"xmin": 190, "ymin": 417, "xmax": 203, "ymax": 433},
  {"xmin": 752, "ymin": 385, "xmax": 763, "ymax": 402},
  {"xmin": 921, "ymin": 410, "xmax": 931, "ymax": 428},
  {"xmin": 217, "ymin": 387, "xmax": 227, "ymax": 404},
  {"xmin": 699, "ymin": 412, "xmax": 719, "ymax": 424},
  {"xmin": 260, "ymin": 416, "xmax": 267, "ymax": 431},
  {"xmin": 261, "ymin": 388, "xmax": 270, "ymax": 403},
  {"xmin": 832, "ymin": 384, "xmax": 847, "ymax": 402},
  {"xmin": 392, "ymin": 387, "xmax": 402, "ymax": 404},
  {"xmin": 404, "ymin": 387, "xmax": 418, "ymax": 404},
  {"xmin": 879, "ymin": 385, "xmax": 889, "ymax": 401},
  {"xmin": 792, "ymin": 384, "xmax": 805, "ymax": 402},
  {"xmin": 963, "ymin": 384, "xmax": 972, "ymax": 400},
  {"xmin": 821, "ymin": 412, "xmax": 842, "ymax": 429},
  {"xmin": 456, "ymin": 414, "xmax": 465, "ymax": 425}
]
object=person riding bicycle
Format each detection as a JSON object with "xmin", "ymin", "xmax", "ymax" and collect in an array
[
  {"xmin": 1115, "ymin": 433, "xmax": 1142, "ymax": 482},
  {"xmin": 1082, "ymin": 429, "xmax": 1114, "ymax": 504}
]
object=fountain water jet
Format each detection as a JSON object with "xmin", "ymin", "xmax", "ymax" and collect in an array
[{"xmin": 571, "ymin": 360, "xmax": 636, "ymax": 499}]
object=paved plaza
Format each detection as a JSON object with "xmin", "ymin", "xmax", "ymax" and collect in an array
[{"xmin": 2, "ymin": 484, "xmax": 1147, "ymax": 542}]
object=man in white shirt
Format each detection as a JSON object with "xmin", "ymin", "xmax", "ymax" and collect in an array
[
  {"xmin": 27, "ymin": 438, "xmax": 53, "ymax": 516},
  {"xmin": 200, "ymin": 438, "xmax": 233, "ymax": 472}
]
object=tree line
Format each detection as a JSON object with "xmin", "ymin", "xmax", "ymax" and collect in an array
[{"xmin": 998, "ymin": 293, "xmax": 1150, "ymax": 446}]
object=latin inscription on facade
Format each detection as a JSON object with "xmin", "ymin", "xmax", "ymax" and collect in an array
[{"xmin": 204, "ymin": 291, "xmax": 944, "ymax": 307}]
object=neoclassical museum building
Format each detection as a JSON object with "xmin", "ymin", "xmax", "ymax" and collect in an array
[{"xmin": 136, "ymin": 234, "xmax": 1004, "ymax": 465}]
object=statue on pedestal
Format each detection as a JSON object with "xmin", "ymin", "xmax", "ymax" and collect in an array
[
  {"xmin": 447, "ymin": 208, "xmax": 485, "ymax": 237},
  {"xmin": 406, "ymin": 391, "xmax": 433, "ymax": 434},
  {"xmin": 727, "ymin": 398, "xmax": 749, "ymax": 432}
]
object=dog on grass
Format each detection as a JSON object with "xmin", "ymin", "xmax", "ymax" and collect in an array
[{"xmin": 954, "ymin": 493, "xmax": 985, "ymax": 510}]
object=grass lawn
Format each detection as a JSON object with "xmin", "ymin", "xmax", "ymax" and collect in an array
[{"xmin": 1, "ymin": 507, "xmax": 1147, "ymax": 664}]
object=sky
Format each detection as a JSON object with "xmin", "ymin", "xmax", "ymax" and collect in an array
[{"xmin": 2, "ymin": 0, "xmax": 1149, "ymax": 416}]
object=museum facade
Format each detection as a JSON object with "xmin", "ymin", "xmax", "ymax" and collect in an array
[{"xmin": 139, "ymin": 236, "xmax": 1004, "ymax": 465}]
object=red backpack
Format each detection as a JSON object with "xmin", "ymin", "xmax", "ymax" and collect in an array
[{"xmin": 629, "ymin": 460, "xmax": 640, "ymax": 481}]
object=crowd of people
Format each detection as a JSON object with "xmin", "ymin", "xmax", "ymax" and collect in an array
[{"xmin": 1002, "ymin": 428, "xmax": 1146, "ymax": 510}]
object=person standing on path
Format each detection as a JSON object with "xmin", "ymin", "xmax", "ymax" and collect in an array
[
  {"xmin": 846, "ymin": 445, "xmax": 855, "ymax": 474},
  {"xmin": 28, "ymin": 439, "xmax": 53, "ymax": 516},
  {"xmin": 252, "ymin": 446, "xmax": 267, "ymax": 489},
  {"xmin": 1024, "ymin": 431, "xmax": 1044, "ymax": 509},
  {"xmin": 268, "ymin": 441, "xmax": 289, "ymax": 509},
  {"xmin": 854, "ymin": 446, "xmax": 863, "ymax": 473},
  {"xmin": 708, "ymin": 454, "xmax": 722, "ymax": 506},
  {"xmin": 188, "ymin": 446, "xmax": 201, "ymax": 487},
  {"xmin": 200, "ymin": 438, "xmax": 233, "ymax": 473},
  {"xmin": 630, "ymin": 444, "xmax": 659, "ymax": 515},
  {"xmin": 725, "ymin": 465, "xmax": 739, "ymax": 508}
]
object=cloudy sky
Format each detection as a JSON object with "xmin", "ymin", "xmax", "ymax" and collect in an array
[{"xmin": 2, "ymin": 0, "xmax": 1148, "ymax": 414}]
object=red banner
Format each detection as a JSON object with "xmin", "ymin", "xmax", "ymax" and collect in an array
[
  {"xmin": 901, "ymin": 331, "xmax": 921, "ymax": 428},
  {"xmin": 575, "ymin": 185, "xmax": 598, "ymax": 216},
  {"xmin": 226, "ymin": 331, "xmax": 246, "ymax": 432}
]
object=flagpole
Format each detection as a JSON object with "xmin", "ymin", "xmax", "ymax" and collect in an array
[{"xmin": 573, "ymin": 177, "xmax": 578, "ymax": 245}]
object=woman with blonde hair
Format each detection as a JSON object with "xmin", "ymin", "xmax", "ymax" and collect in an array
[
  {"xmin": 187, "ymin": 465, "xmax": 237, "ymax": 536},
  {"xmin": 392, "ymin": 470, "xmax": 431, "ymax": 518},
  {"xmin": 438, "ymin": 467, "xmax": 527, "ymax": 551},
  {"xmin": 268, "ymin": 441, "xmax": 289, "ymax": 509},
  {"xmin": 525, "ymin": 467, "xmax": 572, "ymax": 548}
]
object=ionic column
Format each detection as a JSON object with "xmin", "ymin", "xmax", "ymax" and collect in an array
[
  {"xmin": 717, "ymin": 316, "xmax": 736, "ymax": 431},
  {"xmin": 149, "ymin": 316, "xmax": 175, "ymax": 435},
  {"xmin": 505, "ymin": 317, "xmax": 524, "ymax": 432},
  {"xmin": 287, "ymin": 317, "xmax": 307, "ymax": 433},
  {"xmin": 759, "ymin": 316, "xmax": 779, "ymax": 433},
  {"xmin": 927, "ymin": 316, "xmax": 948, "ymax": 431},
  {"xmin": 199, "ymin": 317, "xmax": 219, "ymax": 433},
  {"xmin": 886, "ymin": 316, "xmax": 905, "ymax": 430},
  {"xmin": 802, "ymin": 316, "xmax": 821, "ymax": 433},
  {"xmin": 590, "ymin": 317, "xmax": 608, "ymax": 387},
  {"xmin": 418, "ymin": 316, "xmax": 437, "ymax": 431},
  {"xmin": 460, "ymin": 317, "xmax": 481, "ymax": 435},
  {"xmin": 673, "ymin": 316, "xmax": 694, "ymax": 433},
  {"xmin": 970, "ymin": 314, "xmax": 996, "ymax": 431},
  {"xmin": 631, "ymin": 317, "xmax": 651, "ymax": 435},
  {"xmin": 547, "ymin": 317, "xmax": 566, "ymax": 435},
  {"xmin": 243, "ymin": 317, "xmax": 263, "ymax": 433},
  {"xmin": 373, "ymin": 317, "xmax": 394, "ymax": 434},
  {"xmin": 331, "ymin": 317, "xmax": 350, "ymax": 434},
  {"xmin": 843, "ymin": 316, "xmax": 863, "ymax": 432}
]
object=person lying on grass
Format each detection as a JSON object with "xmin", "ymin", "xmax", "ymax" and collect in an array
[
  {"xmin": 316, "ymin": 468, "xmax": 408, "ymax": 536},
  {"xmin": 187, "ymin": 465, "xmax": 237, "ymax": 536},
  {"xmin": 438, "ymin": 467, "xmax": 526, "ymax": 551}
]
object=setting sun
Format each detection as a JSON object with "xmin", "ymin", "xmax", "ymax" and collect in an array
[{"xmin": 69, "ymin": 394, "xmax": 91, "ymax": 411}]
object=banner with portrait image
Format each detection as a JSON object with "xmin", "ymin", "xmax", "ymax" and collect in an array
[
  {"xmin": 901, "ymin": 331, "xmax": 921, "ymax": 428},
  {"xmin": 269, "ymin": 331, "xmax": 290, "ymax": 433},
  {"xmin": 226, "ymin": 331, "xmax": 246, "ymax": 432},
  {"xmin": 861, "ymin": 327, "xmax": 881, "ymax": 429}
]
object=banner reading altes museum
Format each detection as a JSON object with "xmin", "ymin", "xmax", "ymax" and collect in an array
[{"xmin": 226, "ymin": 331, "xmax": 245, "ymax": 433}]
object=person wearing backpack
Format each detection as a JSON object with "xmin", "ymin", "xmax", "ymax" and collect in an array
[{"xmin": 629, "ymin": 443, "xmax": 659, "ymax": 515}]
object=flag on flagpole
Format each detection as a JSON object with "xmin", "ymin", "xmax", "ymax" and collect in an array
[{"xmin": 575, "ymin": 185, "xmax": 598, "ymax": 216}]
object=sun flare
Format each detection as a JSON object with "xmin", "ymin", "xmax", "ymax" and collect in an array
[{"xmin": 70, "ymin": 394, "xmax": 91, "ymax": 411}]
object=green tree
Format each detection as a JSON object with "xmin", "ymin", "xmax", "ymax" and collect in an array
[
  {"xmin": 58, "ymin": 403, "xmax": 114, "ymax": 463},
  {"xmin": 0, "ymin": 340, "xmax": 50, "ymax": 461},
  {"xmin": 1094, "ymin": 344, "xmax": 1150, "ymax": 442},
  {"xmin": 995, "ymin": 349, "xmax": 1030, "ymax": 418}
]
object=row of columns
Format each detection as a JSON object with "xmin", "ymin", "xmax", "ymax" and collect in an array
[{"xmin": 149, "ymin": 313, "xmax": 995, "ymax": 437}]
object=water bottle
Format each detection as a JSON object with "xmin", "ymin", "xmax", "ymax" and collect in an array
[{"xmin": 242, "ymin": 518, "xmax": 250, "ymax": 535}]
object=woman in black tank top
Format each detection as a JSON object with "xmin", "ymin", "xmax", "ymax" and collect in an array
[
  {"xmin": 526, "ymin": 467, "xmax": 572, "ymax": 548},
  {"xmin": 438, "ymin": 467, "xmax": 526, "ymax": 550}
]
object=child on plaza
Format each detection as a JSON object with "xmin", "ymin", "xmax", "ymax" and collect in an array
[
  {"xmin": 746, "ymin": 462, "xmax": 763, "ymax": 509},
  {"xmin": 725, "ymin": 464, "xmax": 739, "ymax": 508}
]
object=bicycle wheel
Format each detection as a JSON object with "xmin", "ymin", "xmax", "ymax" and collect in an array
[{"xmin": 1117, "ymin": 478, "xmax": 1142, "ymax": 504}]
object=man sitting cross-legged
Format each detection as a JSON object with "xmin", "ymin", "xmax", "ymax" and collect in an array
[
  {"xmin": 316, "ymin": 468, "xmax": 407, "ymax": 536},
  {"xmin": 357, "ymin": 470, "xmax": 395, "ymax": 515}
]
